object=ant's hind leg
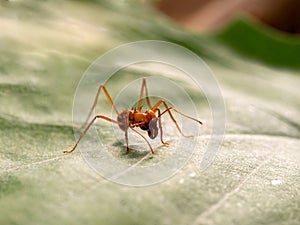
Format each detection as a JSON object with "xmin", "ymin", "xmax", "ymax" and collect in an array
[
  {"xmin": 64, "ymin": 115, "xmax": 119, "ymax": 154},
  {"xmin": 79, "ymin": 84, "xmax": 119, "ymax": 130},
  {"xmin": 125, "ymin": 130, "xmax": 130, "ymax": 154},
  {"xmin": 137, "ymin": 78, "xmax": 152, "ymax": 110}
]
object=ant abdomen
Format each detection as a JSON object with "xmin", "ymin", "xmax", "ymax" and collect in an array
[{"xmin": 117, "ymin": 110, "xmax": 130, "ymax": 131}]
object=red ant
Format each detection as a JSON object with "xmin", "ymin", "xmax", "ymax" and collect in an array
[{"xmin": 64, "ymin": 78, "xmax": 203, "ymax": 154}]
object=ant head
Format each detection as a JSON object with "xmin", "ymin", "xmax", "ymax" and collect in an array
[{"xmin": 147, "ymin": 118, "xmax": 158, "ymax": 139}]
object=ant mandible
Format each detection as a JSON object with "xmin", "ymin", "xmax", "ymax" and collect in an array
[{"xmin": 64, "ymin": 78, "xmax": 203, "ymax": 154}]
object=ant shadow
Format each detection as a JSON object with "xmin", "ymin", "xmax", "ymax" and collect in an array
[{"xmin": 112, "ymin": 141, "xmax": 152, "ymax": 159}]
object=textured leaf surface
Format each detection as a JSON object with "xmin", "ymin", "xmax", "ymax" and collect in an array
[{"xmin": 0, "ymin": 1, "xmax": 299, "ymax": 225}]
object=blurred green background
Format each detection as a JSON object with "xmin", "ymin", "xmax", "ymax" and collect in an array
[{"xmin": 0, "ymin": 0, "xmax": 299, "ymax": 225}]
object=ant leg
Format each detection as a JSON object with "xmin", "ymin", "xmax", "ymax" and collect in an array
[
  {"xmin": 80, "ymin": 84, "xmax": 119, "ymax": 129},
  {"xmin": 125, "ymin": 129, "xmax": 130, "ymax": 154},
  {"xmin": 152, "ymin": 100, "xmax": 203, "ymax": 138},
  {"xmin": 130, "ymin": 127, "xmax": 155, "ymax": 154},
  {"xmin": 160, "ymin": 107, "xmax": 203, "ymax": 125},
  {"xmin": 137, "ymin": 78, "xmax": 152, "ymax": 110},
  {"xmin": 157, "ymin": 108, "xmax": 169, "ymax": 146},
  {"xmin": 64, "ymin": 115, "xmax": 119, "ymax": 154}
]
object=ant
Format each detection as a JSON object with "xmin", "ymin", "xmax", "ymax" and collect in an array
[{"xmin": 64, "ymin": 78, "xmax": 203, "ymax": 154}]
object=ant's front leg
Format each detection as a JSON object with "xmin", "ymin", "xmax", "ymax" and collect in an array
[
  {"xmin": 152, "ymin": 99, "xmax": 203, "ymax": 138},
  {"xmin": 130, "ymin": 127, "xmax": 155, "ymax": 154},
  {"xmin": 157, "ymin": 108, "xmax": 169, "ymax": 146}
]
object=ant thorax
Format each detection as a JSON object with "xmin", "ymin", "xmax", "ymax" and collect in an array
[{"xmin": 130, "ymin": 109, "xmax": 156, "ymax": 128}]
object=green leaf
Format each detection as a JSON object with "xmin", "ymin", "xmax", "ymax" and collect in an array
[{"xmin": 1, "ymin": 1, "xmax": 299, "ymax": 225}]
